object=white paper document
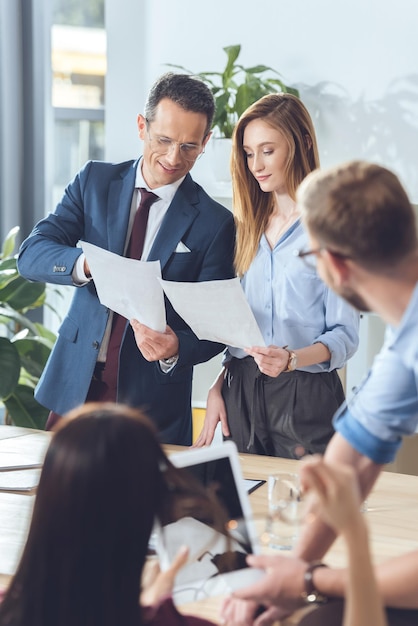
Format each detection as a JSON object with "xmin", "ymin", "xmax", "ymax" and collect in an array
[
  {"xmin": 0, "ymin": 469, "xmax": 42, "ymax": 492},
  {"xmin": 159, "ymin": 277, "xmax": 265, "ymax": 349},
  {"xmin": 0, "ymin": 433, "xmax": 50, "ymax": 470},
  {"xmin": 81, "ymin": 241, "xmax": 166, "ymax": 332}
]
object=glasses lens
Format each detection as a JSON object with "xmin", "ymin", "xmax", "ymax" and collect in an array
[
  {"xmin": 148, "ymin": 131, "xmax": 201, "ymax": 162},
  {"xmin": 179, "ymin": 144, "xmax": 201, "ymax": 161}
]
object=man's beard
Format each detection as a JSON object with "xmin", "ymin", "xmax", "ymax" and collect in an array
[
  {"xmin": 321, "ymin": 264, "xmax": 370, "ymax": 312},
  {"xmin": 338, "ymin": 285, "xmax": 370, "ymax": 313}
]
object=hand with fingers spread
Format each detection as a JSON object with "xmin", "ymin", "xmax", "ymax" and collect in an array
[
  {"xmin": 193, "ymin": 368, "xmax": 230, "ymax": 447},
  {"xmin": 130, "ymin": 320, "xmax": 179, "ymax": 363}
]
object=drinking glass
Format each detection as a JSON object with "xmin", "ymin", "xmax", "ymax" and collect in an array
[{"xmin": 266, "ymin": 472, "xmax": 306, "ymax": 550}]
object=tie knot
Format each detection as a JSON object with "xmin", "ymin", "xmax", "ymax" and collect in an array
[{"xmin": 139, "ymin": 188, "xmax": 158, "ymax": 209}]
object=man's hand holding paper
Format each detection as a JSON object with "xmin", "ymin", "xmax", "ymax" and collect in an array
[{"xmin": 130, "ymin": 320, "xmax": 179, "ymax": 362}]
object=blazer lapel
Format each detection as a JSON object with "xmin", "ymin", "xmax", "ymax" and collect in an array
[
  {"xmin": 107, "ymin": 160, "xmax": 138, "ymax": 254},
  {"xmin": 147, "ymin": 175, "xmax": 198, "ymax": 269}
]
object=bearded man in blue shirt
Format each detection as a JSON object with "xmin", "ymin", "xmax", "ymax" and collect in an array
[{"xmin": 222, "ymin": 160, "xmax": 418, "ymax": 626}]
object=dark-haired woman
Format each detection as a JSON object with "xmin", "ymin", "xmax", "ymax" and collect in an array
[{"xmin": 0, "ymin": 403, "xmax": 221, "ymax": 626}]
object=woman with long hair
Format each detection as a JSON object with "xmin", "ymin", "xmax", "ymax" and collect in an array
[
  {"xmin": 0, "ymin": 403, "xmax": 223, "ymax": 626},
  {"xmin": 195, "ymin": 93, "xmax": 359, "ymax": 458}
]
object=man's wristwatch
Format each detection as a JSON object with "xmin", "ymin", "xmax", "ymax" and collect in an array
[
  {"xmin": 284, "ymin": 348, "xmax": 298, "ymax": 372},
  {"xmin": 162, "ymin": 354, "xmax": 178, "ymax": 366},
  {"xmin": 302, "ymin": 561, "xmax": 328, "ymax": 605}
]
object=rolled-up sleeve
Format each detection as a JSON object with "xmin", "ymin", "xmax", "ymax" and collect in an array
[
  {"xmin": 315, "ymin": 288, "xmax": 360, "ymax": 370},
  {"xmin": 334, "ymin": 406, "xmax": 403, "ymax": 464},
  {"xmin": 333, "ymin": 342, "xmax": 418, "ymax": 463}
]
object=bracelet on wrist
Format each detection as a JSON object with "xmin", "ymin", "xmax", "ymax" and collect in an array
[
  {"xmin": 302, "ymin": 561, "xmax": 328, "ymax": 605},
  {"xmin": 282, "ymin": 344, "xmax": 298, "ymax": 372}
]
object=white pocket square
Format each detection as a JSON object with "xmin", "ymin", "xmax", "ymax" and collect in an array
[{"xmin": 175, "ymin": 241, "xmax": 191, "ymax": 253}]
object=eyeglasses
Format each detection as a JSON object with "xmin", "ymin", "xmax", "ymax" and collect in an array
[
  {"xmin": 297, "ymin": 247, "xmax": 324, "ymax": 267},
  {"xmin": 146, "ymin": 121, "xmax": 204, "ymax": 163},
  {"xmin": 297, "ymin": 247, "xmax": 351, "ymax": 268}
]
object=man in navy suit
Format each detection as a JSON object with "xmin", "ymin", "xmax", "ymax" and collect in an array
[{"xmin": 17, "ymin": 72, "xmax": 235, "ymax": 445}]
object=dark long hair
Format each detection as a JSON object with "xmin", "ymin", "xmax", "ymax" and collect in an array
[{"xmin": 0, "ymin": 403, "xmax": 225, "ymax": 626}]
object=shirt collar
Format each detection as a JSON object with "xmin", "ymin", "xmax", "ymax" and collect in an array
[{"xmin": 135, "ymin": 160, "xmax": 185, "ymax": 205}]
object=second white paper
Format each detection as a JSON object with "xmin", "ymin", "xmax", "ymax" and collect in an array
[
  {"xmin": 81, "ymin": 241, "xmax": 166, "ymax": 332},
  {"xmin": 159, "ymin": 277, "xmax": 265, "ymax": 349}
]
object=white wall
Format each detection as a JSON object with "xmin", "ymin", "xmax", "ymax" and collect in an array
[{"xmin": 106, "ymin": 0, "xmax": 418, "ymax": 201}]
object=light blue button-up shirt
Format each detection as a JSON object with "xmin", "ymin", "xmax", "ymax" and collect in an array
[
  {"xmin": 334, "ymin": 283, "xmax": 418, "ymax": 464},
  {"xmin": 228, "ymin": 220, "xmax": 359, "ymax": 371}
]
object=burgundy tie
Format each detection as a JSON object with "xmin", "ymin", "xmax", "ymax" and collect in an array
[
  {"xmin": 127, "ymin": 188, "xmax": 159, "ymax": 260},
  {"xmin": 86, "ymin": 188, "xmax": 159, "ymax": 403}
]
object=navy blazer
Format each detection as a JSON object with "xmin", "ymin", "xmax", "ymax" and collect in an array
[{"xmin": 18, "ymin": 159, "xmax": 235, "ymax": 444}]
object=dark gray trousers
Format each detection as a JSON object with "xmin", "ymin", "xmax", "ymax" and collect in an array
[{"xmin": 222, "ymin": 357, "xmax": 345, "ymax": 459}]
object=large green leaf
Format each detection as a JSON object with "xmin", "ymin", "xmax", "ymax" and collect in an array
[
  {"xmin": 223, "ymin": 45, "xmax": 241, "ymax": 83},
  {"xmin": 0, "ymin": 275, "xmax": 46, "ymax": 311},
  {"xmin": 33, "ymin": 323, "xmax": 57, "ymax": 344},
  {"xmin": 3, "ymin": 384, "xmax": 49, "ymax": 429},
  {"xmin": 0, "ymin": 258, "xmax": 17, "ymax": 271},
  {"xmin": 1, "ymin": 226, "xmax": 19, "ymax": 259},
  {"xmin": 13, "ymin": 336, "xmax": 52, "ymax": 378},
  {"xmin": 0, "ymin": 305, "xmax": 40, "ymax": 335},
  {"xmin": 0, "ymin": 267, "xmax": 18, "ymax": 290},
  {"xmin": 0, "ymin": 337, "xmax": 20, "ymax": 398},
  {"xmin": 285, "ymin": 85, "xmax": 300, "ymax": 97}
]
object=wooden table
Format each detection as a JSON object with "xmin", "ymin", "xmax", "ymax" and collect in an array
[{"xmin": 1, "ymin": 425, "xmax": 418, "ymax": 624}]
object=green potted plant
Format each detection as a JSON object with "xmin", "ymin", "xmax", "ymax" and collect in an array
[
  {"xmin": 168, "ymin": 44, "xmax": 299, "ymax": 180},
  {"xmin": 0, "ymin": 227, "xmax": 56, "ymax": 429},
  {"xmin": 169, "ymin": 44, "xmax": 299, "ymax": 138}
]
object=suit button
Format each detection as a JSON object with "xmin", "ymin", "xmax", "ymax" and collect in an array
[{"xmin": 92, "ymin": 341, "xmax": 99, "ymax": 350}]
